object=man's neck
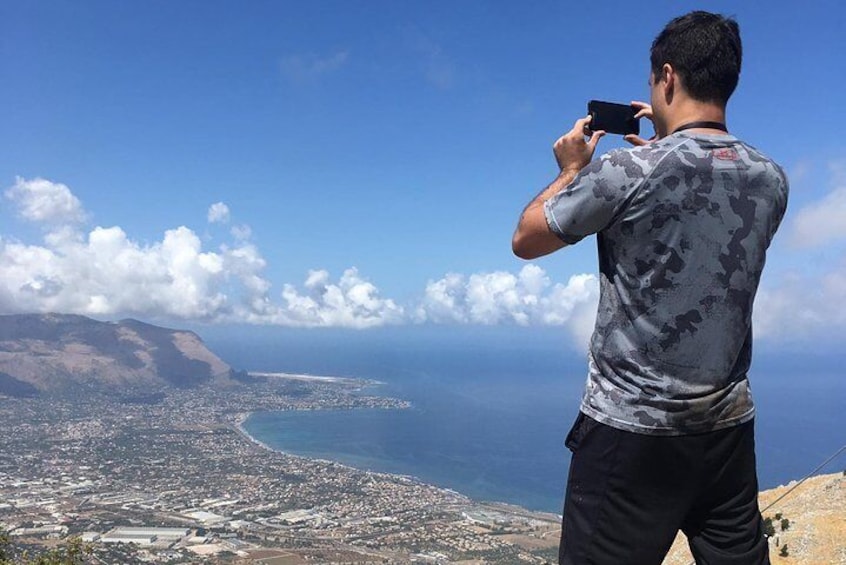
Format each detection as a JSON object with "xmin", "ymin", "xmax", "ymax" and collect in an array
[{"xmin": 663, "ymin": 99, "xmax": 727, "ymax": 136}]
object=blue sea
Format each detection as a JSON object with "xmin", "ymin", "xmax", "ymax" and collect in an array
[{"xmin": 205, "ymin": 326, "xmax": 846, "ymax": 514}]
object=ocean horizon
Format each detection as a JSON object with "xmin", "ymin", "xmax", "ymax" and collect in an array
[{"xmin": 206, "ymin": 326, "xmax": 846, "ymax": 514}]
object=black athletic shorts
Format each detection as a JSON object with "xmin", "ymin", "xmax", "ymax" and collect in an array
[{"xmin": 559, "ymin": 413, "xmax": 770, "ymax": 565}]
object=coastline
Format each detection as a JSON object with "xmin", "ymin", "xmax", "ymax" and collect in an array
[
  {"xmin": 248, "ymin": 371, "xmax": 384, "ymax": 386},
  {"xmin": 230, "ymin": 408, "xmax": 568, "ymax": 527},
  {"xmin": 229, "ymin": 372, "xmax": 564, "ymax": 514},
  {"xmin": 235, "ymin": 408, "xmax": 846, "ymax": 565},
  {"xmin": 233, "ymin": 411, "xmax": 274, "ymax": 452},
  {"xmin": 224, "ymin": 403, "xmax": 567, "ymax": 563},
  {"xmin": 231, "ymin": 370, "xmax": 408, "ymax": 462},
  {"xmin": 232, "ymin": 410, "xmax": 433, "ymax": 486}
]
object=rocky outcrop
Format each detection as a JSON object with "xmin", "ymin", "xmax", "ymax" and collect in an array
[{"xmin": 663, "ymin": 472, "xmax": 845, "ymax": 564}]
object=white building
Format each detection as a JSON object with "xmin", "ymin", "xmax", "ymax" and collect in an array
[{"xmin": 100, "ymin": 526, "xmax": 190, "ymax": 547}]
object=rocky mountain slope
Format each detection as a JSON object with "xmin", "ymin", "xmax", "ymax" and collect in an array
[
  {"xmin": 663, "ymin": 471, "xmax": 845, "ymax": 564},
  {"xmin": 0, "ymin": 313, "xmax": 233, "ymax": 395}
]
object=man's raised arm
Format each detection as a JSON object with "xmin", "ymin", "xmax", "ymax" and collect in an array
[{"xmin": 512, "ymin": 115, "xmax": 604, "ymax": 260}]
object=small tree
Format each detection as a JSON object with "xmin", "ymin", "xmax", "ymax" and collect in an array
[{"xmin": 779, "ymin": 544, "xmax": 789, "ymax": 557}]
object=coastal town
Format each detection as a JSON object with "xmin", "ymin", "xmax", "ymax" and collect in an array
[{"xmin": 0, "ymin": 373, "xmax": 562, "ymax": 564}]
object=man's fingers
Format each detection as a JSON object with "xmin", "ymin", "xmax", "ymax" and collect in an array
[
  {"xmin": 624, "ymin": 134, "xmax": 658, "ymax": 146},
  {"xmin": 624, "ymin": 134, "xmax": 649, "ymax": 147},
  {"xmin": 588, "ymin": 130, "xmax": 605, "ymax": 151},
  {"xmin": 630, "ymin": 101, "xmax": 653, "ymax": 121},
  {"xmin": 626, "ymin": 102, "xmax": 656, "ymax": 146},
  {"xmin": 573, "ymin": 115, "xmax": 593, "ymax": 136},
  {"xmin": 554, "ymin": 115, "xmax": 603, "ymax": 172}
]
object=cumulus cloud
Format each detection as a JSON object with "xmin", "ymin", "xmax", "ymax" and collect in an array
[
  {"xmin": 788, "ymin": 161, "xmax": 846, "ymax": 249},
  {"xmin": 415, "ymin": 264, "xmax": 599, "ymax": 347},
  {"xmin": 16, "ymin": 171, "xmax": 846, "ymax": 345},
  {"xmin": 0, "ymin": 177, "xmax": 605, "ymax": 338},
  {"xmin": 280, "ymin": 51, "xmax": 349, "ymax": 83},
  {"xmin": 0, "ymin": 224, "xmax": 247, "ymax": 320},
  {"xmin": 5, "ymin": 177, "xmax": 86, "ymax": 224},
  {"xmin": 756, "ymin": 165, "xmax": 846, "ymax": 340},
  {"xmin": 789, "ymin": 190, "xmax": 846, "ymax": 249},
  {"xmin": 277, "ymin": 268, "xmax": 405, "ymax": 329},
  {"xmin": 754, "ymin": 162, "xmax": 846, "ymax": 341},
  {"xmin": 754, "ymin": 260, "xmax": 846, "ymax": 342},
  {"xmin": 0, "ymin": 177, "xmax": 407, "ymax": 328},
  {"xmin": 0, "ymin": 180, "xmax": 234, "ymax": 321},
  {"xmin": 207, "ymin": 202, "xmax": 231, "ymax": 224},
  {"xmin": 0, "ymin": 180, "xmax": 599, "ymax": 337}
]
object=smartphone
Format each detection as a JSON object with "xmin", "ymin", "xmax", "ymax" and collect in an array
[{"xmin": 587, "ymin": 100, "xmax": 640, "ymax": 136}]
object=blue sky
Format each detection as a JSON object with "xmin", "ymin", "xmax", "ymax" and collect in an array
[{"xmin": 2, "ymin": 1, "xmax": 845, "ymax": 348}]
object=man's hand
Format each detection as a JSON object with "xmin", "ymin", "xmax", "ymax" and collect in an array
[
  {"xmin": 554, "ymin": 115, "xmax": 605, "ymax": 172},
  {"xmin": 624, "ymin": 101, "xmax": 657, "ymax": 146}
]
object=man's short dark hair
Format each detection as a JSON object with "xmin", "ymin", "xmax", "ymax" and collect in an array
[{"xmin": 650, "ymin": 11, "xmax": 742, "ymax": 106}]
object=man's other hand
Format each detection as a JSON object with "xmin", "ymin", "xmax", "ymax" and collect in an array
[
  {"xmin": 624, "ymin": 101, "xmax": 657, "ymax": 146},
  {"xmin": 554, "ymin": 115, "xmax": 605, "ymax": 172}
]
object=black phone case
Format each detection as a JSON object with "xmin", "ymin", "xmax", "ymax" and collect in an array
[{"xmin": 588, "ymin": 100, "xmax": 640, "ymax": 136}]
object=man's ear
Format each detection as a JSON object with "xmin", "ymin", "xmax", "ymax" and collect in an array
[{"xmin": 662, "ymin": 63, "xmax": 675, "ymax": 105}]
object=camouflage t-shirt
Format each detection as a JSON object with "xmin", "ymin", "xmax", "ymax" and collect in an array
[{"xmin": 544, "ymin": 132, "xmax": 789, "ymax": 435}]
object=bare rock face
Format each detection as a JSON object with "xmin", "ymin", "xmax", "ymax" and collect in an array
[{"xmin": 0, "ymin": 313, "xmax": 233, "ymax": 395}]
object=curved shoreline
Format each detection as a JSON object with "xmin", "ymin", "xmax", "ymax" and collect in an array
[
  {"xmin": 231, "ymin": 410, "xmax": 425, "ymax": 484},
  {"xmin": 233, "ymin": 411, "xmax": 275, "ymax": 452},
  {"xmin": 227, "ymin": 372, "xmax": 557, "ymax": 514},
  {"xmin": 230, "ymin": 370, "xmax": 412, "ymax": 477}
]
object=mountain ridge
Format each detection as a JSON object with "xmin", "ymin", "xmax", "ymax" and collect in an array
[{"xmin": 0, "ymin": 313, "xmax": 235, "ymax": 395}]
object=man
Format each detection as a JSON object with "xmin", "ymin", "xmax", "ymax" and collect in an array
[{"xmin": 512, "ymin": 11, "xmax": 788, "ymax": 565}]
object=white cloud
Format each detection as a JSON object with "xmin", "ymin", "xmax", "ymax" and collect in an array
[
  {"xmin": 207, "ymin": 202, "xmax": 231, "ymax": 224},
  {"xmin": 5, "ymin": 177, "xmax": 86, "ymax": 224},
  {"xmin": 278, "ymin": 268, "xmax": 405, "ymax": 329},
  {"xmin": 755, "ymin": 162, "xmax": 846, "ymax": 341},
  {"xmin": 0, "ymin": 178, "xmax": 403, "ymax": 328},
  {"xmin": 0, "ymin": 174, "xmax": 599, "ymax": 338},
  {"xmin": 280, "ymin": 51, "xmax": 349, "ymax": 83},
  {"xmin": 13, "ymin": 170, "xmax": 846, "ymax": 346},
  {"xmin": 0, "ymin": 225, "xmax": 230, "ymax": 319},
  {"xmin": 788, "ymin": 160, "xmax": 846, "ymax": 249},
  {"xmin": 0, "ymin": 179, "xmax": 266, "ymax": 323},
  {"xmin": 1, "ymin": 177, "xmax": 602, "ymax": 339},
  {"xmin": 415, "ymin": 265, "xmax": 599, "ymax": 348},
  {"xmin": 789, "ymin": 189, "xmax": 846, "ymax": 249},
  {"xmin": 754, "ymin": 259, "xmax": 846, "ymax": 342}
]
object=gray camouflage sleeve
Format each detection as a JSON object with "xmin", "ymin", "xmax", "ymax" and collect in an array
[{"xmin": 543, "ymin": 149, "xmax": 643, "ymax": 245}]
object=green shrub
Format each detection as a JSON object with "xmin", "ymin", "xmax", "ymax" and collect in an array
[
  {"xmin": 0, "ymin": 530, "xmax": 9, "ymax": 563},
  {"xmin": 780, "ymin": 518, "xmax": 790, "ymax": 531},
  {"xmin": 763, "ymin": 517, "xmax": 776, "ymax": 537},
  {"xmin": 0, "ymin": 530, "xmax": 90, "ymax": 565}
]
